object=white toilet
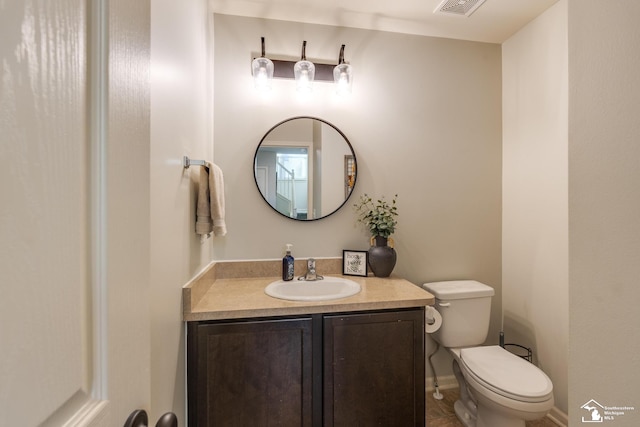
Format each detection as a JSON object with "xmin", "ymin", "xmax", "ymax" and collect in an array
[{"xmin": 423, "ymin": 280, "xmax": 554, "ymax": 427}]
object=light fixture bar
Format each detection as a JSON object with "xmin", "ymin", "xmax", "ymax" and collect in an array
[
  {"xmin": 271, "ymin": 60, "xmax": 335, "ymax": 81},
  {"xmin": 250, "ymin": 38, "xmax": 347, "ymax": 84}
]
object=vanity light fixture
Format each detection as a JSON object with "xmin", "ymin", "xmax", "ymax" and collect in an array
[
  {"xmin": 333, "ymin": 45, "xmax": 353, "ymax": 95},
  {"xmin": 294, "ymin": 41, "xmax": 315, "ymax": 93},
  {"xmin": 251, "ymin": 39, "xmax": 351, "ymax": 93},
  {"xmin": 251, "ymin": 37, "xmax": 274, "ymax": 91}
]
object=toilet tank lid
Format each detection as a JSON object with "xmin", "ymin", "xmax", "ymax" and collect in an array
[{"xmin": 422, "ymin": 280, "xmax": 495, "ymax": 300}]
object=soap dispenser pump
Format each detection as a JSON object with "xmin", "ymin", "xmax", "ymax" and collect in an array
[{"xmin": 282, "ymin": 244, "xmax": 295, "ymax": 281}]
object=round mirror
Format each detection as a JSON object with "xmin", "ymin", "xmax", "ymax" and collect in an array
[{"xmin": 253, "ymin": 117, "xmax": 357, "ymax": 220}]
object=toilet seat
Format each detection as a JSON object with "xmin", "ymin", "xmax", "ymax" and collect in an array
[{"xmin": 460, "ymin": 346, "xmax": 553, "ymax": 403}]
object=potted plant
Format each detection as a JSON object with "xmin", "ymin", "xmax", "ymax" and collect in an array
[{"xmin": 354, "ymin": 194, "xmax": 398, "ymax": 277}]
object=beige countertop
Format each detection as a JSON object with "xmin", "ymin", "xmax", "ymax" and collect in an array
[{"xmin": 183, "ymin": 259, "xmax": 435, "ymax": 322}]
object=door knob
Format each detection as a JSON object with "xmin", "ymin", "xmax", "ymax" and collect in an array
[{"xmin": 124, "ymin": 410, "xmax": 177, "ymax": 427}]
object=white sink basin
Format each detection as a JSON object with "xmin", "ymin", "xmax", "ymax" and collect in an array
[{"xmin": 265, "ymin": 277, "xmax": 361, "ymax": 301}]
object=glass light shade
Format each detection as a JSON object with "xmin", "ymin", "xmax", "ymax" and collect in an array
[
  {"xmin": 294, "ymin": 60, "xmax": 315, "ymax": 93},
  {"xmin": 333, "ymin": 63, "xmax": 353, "ymax": 95},
  {"xmin": 251, "ymin": 57, "xmax": 274, "ymax": 91}
]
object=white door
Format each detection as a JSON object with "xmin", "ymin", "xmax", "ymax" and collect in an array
[{"xmin": 0, "ymin": 1, "xmax": 151, "ymax": 426}]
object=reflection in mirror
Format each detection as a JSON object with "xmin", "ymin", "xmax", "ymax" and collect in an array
[{"xmin": 254, "ymin": 117, "xmax": 357, "ymax": 220}]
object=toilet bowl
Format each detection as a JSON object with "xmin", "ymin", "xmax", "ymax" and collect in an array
[
  {"xmin": 423, "ymin": 280, "xmax": 554, "ymax": 427},
  {"xmin": 450, "ymin": 346, "xmax": 554, "ymax": 427}
]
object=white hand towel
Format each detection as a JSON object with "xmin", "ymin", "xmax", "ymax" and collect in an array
[
  {"xmin": 195, "ymin": 163, "xmax": 227, "ymax": 237},
  {"xmin": 208, "ymin": 162, "xmax": 227, "ymax": 236}
]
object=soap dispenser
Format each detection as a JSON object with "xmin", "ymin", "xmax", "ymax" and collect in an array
[{"xmin": 282, "ymin": 244, "xmax": 295, "ymax": 281}]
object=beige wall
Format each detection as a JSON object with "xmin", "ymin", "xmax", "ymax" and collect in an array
[
  {"xmin": 212, "ymin": 14, "xmax": 502, "ymax": 375},
  {"xmin": 142, "ymin": 2, "xmax": 640, "ymax": 424},
  {"xmin": 150, "ymin": 0, "xmax": 213, "ymax": 424},
  {"xmin": 502, "ymin": 0, "xmax": 569, "ymax": 416},
  {"xmin": 568, "ymin": 0, "xmax": 640, "ymax": 424}
]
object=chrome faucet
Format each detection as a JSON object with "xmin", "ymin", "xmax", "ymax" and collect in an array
[{"xmin": 299, "ymin": 258, "xmax": 323, "ymax": 281}]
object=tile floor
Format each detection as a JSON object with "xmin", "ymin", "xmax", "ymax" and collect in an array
[{"xmin": 427, "ymin": 388, "xmax": 558, "ymax": 427}]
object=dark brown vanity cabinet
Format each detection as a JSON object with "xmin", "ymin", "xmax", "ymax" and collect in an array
[
  {"xmin": 323, "ymin": 310, "xmax": 425, "ymax": 426},
  {"xmin": 187, "ymin": 317, "xmax": 314, "ymax": 426},
  {"xmin": 187, "ymin": 308, "xmax": 425, "ymax": 427}
]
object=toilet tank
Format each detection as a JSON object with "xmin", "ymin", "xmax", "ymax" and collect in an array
[{"xmin": 423, "ymin": 280, "xmax": 495, "ymax": 348}]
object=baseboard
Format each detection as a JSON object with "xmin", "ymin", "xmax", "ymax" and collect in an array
[
  {"xmin": 547, "ymin": 406, "xmax": 568, "ymax": 426},
  {"xmin": 426, "ymin": 375, "xmax": 458, "ymax": 391}
]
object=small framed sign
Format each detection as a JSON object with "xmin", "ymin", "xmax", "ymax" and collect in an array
[{"xmin": 342, "ymin": 250, "xmax": 368, "ymax": 277}]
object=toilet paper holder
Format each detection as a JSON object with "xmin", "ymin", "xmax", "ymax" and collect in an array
[{"xmin": 424, "ymin": 306, "xmax": 442, "ymax": 333}]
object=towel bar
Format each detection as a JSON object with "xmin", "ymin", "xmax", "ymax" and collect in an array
[{"xmin": 183, "ymin": 155, "xmax": 207, "ymax": 169}]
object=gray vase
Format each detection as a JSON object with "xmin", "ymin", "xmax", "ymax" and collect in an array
[{"xmin": 368, "ymin": 236, "xmax": 397, "ymax": 277}]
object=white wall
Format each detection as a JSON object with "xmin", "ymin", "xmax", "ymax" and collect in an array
[
  {"xmin": 502, "ymin": 0, "xmax": 569, "ymax": 415},
  {"xmin": 568, "ymin": 0, "xmax": 640, "ymax": 424},
  {"xmin": 212, "ymin": 14, "xmax": 502, "ymax": 376},
  {"xmin": 150, "ymin": 0, "xmax": 213, "ymax": 424}
]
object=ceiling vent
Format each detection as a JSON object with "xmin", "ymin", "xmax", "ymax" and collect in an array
[{"xmin": 434, "ymin": 0, "xmax": 487, "ymax": 17}]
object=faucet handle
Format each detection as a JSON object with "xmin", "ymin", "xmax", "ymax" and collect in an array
[{"xmin": 299, "ymin": 258, "xmax": 322, "ymax": 281}]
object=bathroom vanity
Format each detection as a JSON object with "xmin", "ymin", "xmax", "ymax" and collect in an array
[{"xmin": 183, "ymin": 259, "xmax": 434, "ymax": 427}]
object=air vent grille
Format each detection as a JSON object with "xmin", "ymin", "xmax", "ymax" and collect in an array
[{"xmin": 434, "ymin": 0, "xmax": 487, "ymax": 17}]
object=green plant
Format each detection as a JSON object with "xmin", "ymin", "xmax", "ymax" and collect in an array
[{"xmin": 353, "ymin": 194, "xmax": 398, "ymax": 238}]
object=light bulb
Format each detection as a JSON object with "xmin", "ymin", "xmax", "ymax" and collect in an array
[
  {"xmin": 333, "ymin": 63, "xmax": 352, "ymax": 95},
  {"xmin": 333, "ymin": 45, "xmax": 353, "ymax": 95},
  {"xmin": 294, "ymin": 40, "xmax": 315, "ymax": 93},
  {"xmin": 252, "ymin": 57, "xmax": 273, "ymax": 91},
  {"xmin": 294, "ymin": 60, "xmax": 315, "ymax": 93},
  {"xmin": 251, "ymin": 37, "xmax": 273, "ymax": 92}
]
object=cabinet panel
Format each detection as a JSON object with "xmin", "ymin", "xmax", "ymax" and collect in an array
[
  {"xmin": 188, "ymin": 318, "xmax": 313, "ymax": 427},
  {"xmin": 323, "ymin": 309, "xmax": 425, "ymax": 427}
]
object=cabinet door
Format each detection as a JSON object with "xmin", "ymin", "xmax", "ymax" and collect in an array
[
  {"xmin": 188, "ymin": 317, "xmax": 314, "ymax": 427},
  {"xmin": 323, "ymin": 309, "xmax": 425, "ymax": 427}
]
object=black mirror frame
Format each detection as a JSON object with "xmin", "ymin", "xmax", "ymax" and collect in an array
[{"xmin": 253, "ymin": 116, "xmax": 357, "ymax": 221}]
